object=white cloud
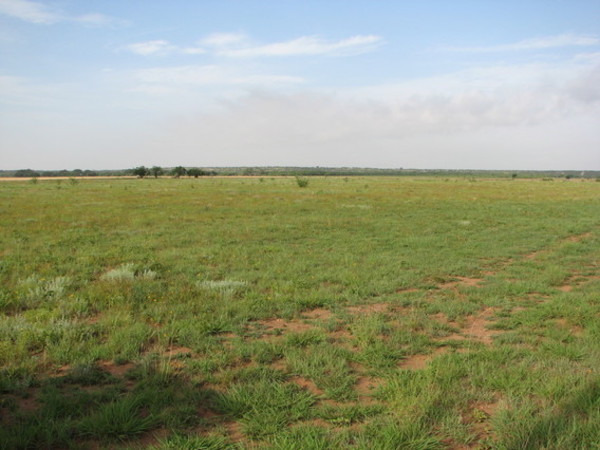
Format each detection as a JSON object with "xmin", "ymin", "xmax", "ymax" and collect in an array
[
  {"xmin": 75, "ymin": 13, "xmax": 118, "ymax": 27},
  {"xmin": 220, "ymin": 34, "xmax": 384, "ymax": 57},
  {"xmin": 130, "ymin": 65, "xmax": 304, "ymax": 94},
  {"xmin": 123, "ymin": 33, "xmax": 383, "ymax": 58},
  {"xmin": 512, "ymin": 34, "xmax": 599, "ymax": 50},
  {"xmin": 0, "ymin": 0, "xmax": 119, "ymax": 26},
  {"xmin": 201, "ymin": 32, "xmax": 247, "ymax": 48},
  {"xmin": 124, "ymin": 40, "xmax": 205, "ymax": 56},
  {"xmin": 444, "ymin": 33, "xmax": 600, "ymax": 53},
  {"xmin": 126, "ymin": 40, "xmax": 175, "ymax": 56},
  {"xmin": 0, "ymin": 0, "xmax": 59, "ymax": 24},
  {"xmin": 181, "ymin": 46, "xmax": 206, "ymax": 55}
]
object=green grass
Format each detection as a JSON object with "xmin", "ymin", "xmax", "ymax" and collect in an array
[{"xmin": 0, "ymin": 176, "xmax": 599, "ymax": 448}]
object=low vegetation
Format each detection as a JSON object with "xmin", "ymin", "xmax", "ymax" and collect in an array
[{"xmin": 0, "ymin": 176, "xmax": 599, "ymax": 448}]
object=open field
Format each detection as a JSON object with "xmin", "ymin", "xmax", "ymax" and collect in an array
[{"xmin": 1, "ymin": 176, "xmax": 599, "ymax": 449}]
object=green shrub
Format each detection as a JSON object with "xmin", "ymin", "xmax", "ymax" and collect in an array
[{"xmin": 295, "ymin": 176, "xmax": 309, "ymax": 188}]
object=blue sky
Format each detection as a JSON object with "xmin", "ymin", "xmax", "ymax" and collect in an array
[{"xmin": 1, "ymin": 0, "xmax": 599, "ymax": 170}]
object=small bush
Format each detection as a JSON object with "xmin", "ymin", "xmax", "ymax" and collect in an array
[{"xmin": 295, "ymin": 176, "xmax": 309, "ymax": 188}]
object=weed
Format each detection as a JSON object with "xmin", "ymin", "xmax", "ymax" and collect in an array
[{"xmin": 78, "ymin": 394, "xmax": 157, "ymax": 441}]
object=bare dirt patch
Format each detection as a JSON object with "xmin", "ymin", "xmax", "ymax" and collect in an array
[
  {"xmin": 396, "ymin": 288, "xmax": 420, "ymax": 294},
  {"xmin": 556, "ymin": 274, "xmax": 600, "ymax": 293},
  {"xmin": 259, "ymin": 318, "xmax": 314, "ymax": 332},
  {"xmin": 346, "ymin": 302, "xmax": 390, "ymax": 314},
  {"xmin": 524, "ymin": 250, "xmax": 542, "ymax": 260},
  {"xmin": 289, "ymin": 376, "xmax": 325, "ymax": 396},
  {"xmin": 86, "ymin": 314, "xmax": 103, "ymax": 325},
  {"xmin": 271, "ymin": 359, "xmax": 288, "ymax": 372},
  {"xmin": 15, "ymin": 393, "xmax": 40, "ymax": 413},
  {"xmin": 163, "ymin": 346, "xmax": 193, "ymax": 358},
  {"xmin": 431, "ymin": 312, "xmax": 459, "ymax": 327},
  {"xmin": 556, "ymin": 284, "xmax": 573, "ymax": 292},
  {"xmin": 328, "ymin": 327, "xmax": 353, "ymax": 341},
  {"xmin": 527, "ymin": 292, "xmax": 550, "ymax": 302},
  {"xmin": 462, "ymin": 401, "xmax": 500, "ymax": 448},
  {"xmin": 224, "ymin": 421, "xmax": 245, "ymax": 443},
  {"xmin": 55, "ymin": 364, "xmax": 71, "ymax": 377},
  {"xmin": 399, "ymin": 348, "xmax": 449, "ymax": 370},
  {"xmin": 554, "ymin": 318, "xmax": 583, "ymax": 336},
  {"xmin": 302, "ymin": 308, "xmax": 334, "ymax": 320},
  {"xmin": 462, "ymin": 308, "xmax": 498, "ymax": 345},
  {"xmin": 98, "ymin": 360, "xmax": 135, "ymax": 378},
  {"xmin": 565, "ymin": 232, "xmax": 592, "ymax": 243},
  {"xmin": 293, "ymin": 418, "xmax": 332, "ymax": 429},
  {"xmin": 354, "ymin": 375, "xmax": 384, "ymax": 403},
  {"xmin": 439, "ymin": 277, "xmax": 484, "ymax": 290}
]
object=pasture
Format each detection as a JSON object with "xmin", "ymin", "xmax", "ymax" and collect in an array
[{"xmin": 1, "ymin": 176, "xmax": 599, "ymax": 449}]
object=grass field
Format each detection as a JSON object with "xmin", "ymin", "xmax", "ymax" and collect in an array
[{"xmin": 1, "ymin": 176, "xmax": 599, "ymax": 449}]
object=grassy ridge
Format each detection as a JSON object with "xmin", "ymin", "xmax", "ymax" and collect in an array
[{"xmin": 0, "ymin": 176, "xmax": 599, "ymax": 448}]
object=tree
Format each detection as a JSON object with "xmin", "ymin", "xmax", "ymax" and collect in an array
[
  {"xmin": 14, "ymin": 169, "xmax": 41, "ymax": 178},
  {"xmin": 171, "ymin": 166, "xmax": 187, "ymax": 178},
  {"xmin": 150, "ymin": 166, "xmax": 164, "ymax": 178},
  {"xmin": 187, "ymin": 168, "xmax": 207, "ymax": 178},
  {"xmin": 132, "ymin": 166, "xmax": 149, "ymax": 178}
]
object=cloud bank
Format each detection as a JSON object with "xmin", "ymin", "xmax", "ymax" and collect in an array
[
  {"xmin": 145, "ymin": 55, "xmax": 599, "ymax": 170},
  {"xmin": 443, "ymin": 33, "xmax": 599, "ymax": 53},
  {"xmin": 0, "ymin": 0, "xmax": 118, "ymax": 26},
  {"xmin": 124, "ymin": 33, "xmax": 384, "ymax": 57}
]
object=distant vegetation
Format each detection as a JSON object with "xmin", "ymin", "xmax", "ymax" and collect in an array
[
  {"xmin": 1, "ymin": 167, "xmax": 599, "ymax": 179},
  {"xmin": 9, "ymin": 169, "xmax": 101, "ymax": 178}
]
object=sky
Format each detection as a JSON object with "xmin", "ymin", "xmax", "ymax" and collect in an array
[{"xmin": 1, "ymin": 0, "xmax": 599, "ymax": 170}]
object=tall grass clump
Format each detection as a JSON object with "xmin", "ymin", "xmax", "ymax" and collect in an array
[
  {"xmin": 197, "ymin": 279, "xmax": 248, "ymax": 299},
  {"xmin": 14, "ymin": 275, "xmax": 71, "ymax": 309},
  {"xmin": 78, "ymin": 395, "xmax": 157, "ymax": 441},
  {"xmin": 99, "ymin": 264, "xmax": 157, "ymax": 282},
  {"xmin": 100, "ymin": 263, "xmax": 136, "ymax": 282}
]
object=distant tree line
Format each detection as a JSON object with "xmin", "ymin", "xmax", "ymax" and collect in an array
[
  {"xmin": 11, "ymin": 169, "xmax": 99, "ymax": 178},
  {"xmin": 2, "ymin": 167, "xmax": 598, "ymax": 179},
  {"xmin": 130, "ymin": 166, "xmax": 217, "ymax": 179}
]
